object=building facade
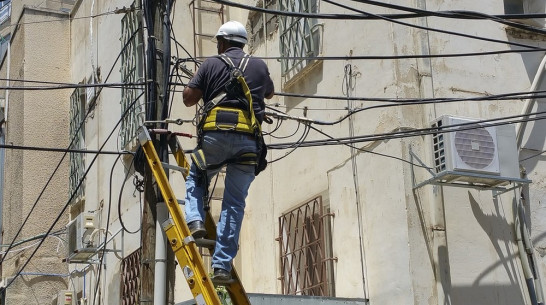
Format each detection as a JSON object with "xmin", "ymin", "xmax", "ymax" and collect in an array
[{"xmin": 0, "ymin": 0, "xmax": 544, "ymax": 304}]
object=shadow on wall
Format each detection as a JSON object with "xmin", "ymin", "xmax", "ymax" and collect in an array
[
  {"xmin": 438, "ymin": 245, "xmax": 452, "ymax": 305},
  {"xmin": 463, "ymin": 192, "xmax": 526, "ymax": 304},
  {"xmin": 520, "ymin": 98, "xmax": 546, "ymax": 173},
  {"xmin": 283, "ymin": 62, "xmax": 323, "ymax": 112}
]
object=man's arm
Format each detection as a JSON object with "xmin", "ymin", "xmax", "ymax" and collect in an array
[{"xmin": 183, "ymin": 86, "xmax": 203, "ymax": 107}]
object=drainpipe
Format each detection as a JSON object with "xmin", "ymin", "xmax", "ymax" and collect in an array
[
  {"xmin": 516, "ymin": 208, "xmax": 538, "ymax": 305},
  {"xmin": 154, "ymin": 202, "xmax": 168, "ymax": 305},
  {"xmin": 515, "ymin": 53, "xmax": 546, "ymax": 305},
  {"xmin": 515, "ymin": 53, "xmax": 546, "ymax": 149},
  {"xmin": 4, "ymin": 39, "xmax": 9, "ymax": 133}
]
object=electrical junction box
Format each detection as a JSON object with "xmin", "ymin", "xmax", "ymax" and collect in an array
[
  {"xmin": 56, "ymin": 290, "xmax": 75, "ymax": 305},
  {"xmin": 431, "ymin": 115, "xmax": 521, "ymax": 186},
  {"xmin": 66, "ymin": 213, "xmax": 96, "ymax": 263}
]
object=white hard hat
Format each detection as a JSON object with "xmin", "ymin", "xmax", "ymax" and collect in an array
[{"xmin": 215, "ymin": 21, "xmax": 248, "ymax": 44}]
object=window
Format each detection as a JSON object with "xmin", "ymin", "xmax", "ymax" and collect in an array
[
  {"xmin": 120, "ymin": 3, "xmax": 145, "ymax": 150},
  {"xmin": 121, "ymin": 248, "xmax": 141, "ymax": 305},
  {"xmin": 279, "ymin": 0, "xmax": 321, "ymax": 79},
  {"xmin": 504, "ymin": 0, "xmax": 545, "ymax": 27},
  {"xmin": 0, "ymin": 1, "xmax": 10, "ymax": 27},
  {"xmin": 278, "ymin": 196, "xmax": 335, "ymax": 296},
  {"xmin": 69, "ymin": 87, "xmax": 86, "ymax": 201}
]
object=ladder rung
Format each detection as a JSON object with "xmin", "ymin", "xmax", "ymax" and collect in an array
[
  {"xmin": 194, "ymin": 7, "xmax": 222, "ymax": 13},
  {"xmin": 194, "ymin": 33, "xmax": 215, "ymax": 38},
  {"xmin": 194, "ymin": 238, "xmax": 216, "ymax": 249},
  {"xmin": 161, "ymin": 162, "xmax": 189, "ymax": 176},
  {"xmin": 212, "ymin": 278, "xmax": 236, "ymax": 286}
]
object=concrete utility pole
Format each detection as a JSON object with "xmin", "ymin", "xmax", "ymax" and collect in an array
[{"xmin": 141, "ymin": 0, "xmax": 173, "ymax": 303}]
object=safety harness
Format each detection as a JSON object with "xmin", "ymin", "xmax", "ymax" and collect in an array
[{"xmin": 191, "ymin": 53, "xmax": 263, "ymax": 172}]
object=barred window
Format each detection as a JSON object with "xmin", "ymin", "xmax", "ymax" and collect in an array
[
  {"xmin": 69, "ymin": 87, "xmax": 85, "ymax": 201},
  {"xmin": 120, "ymin": 3, "xmax": 145, "ymax": 150},
  {"xmin": 278, "ymin": 196, "xmax": 335, "ymax": 296},
  {"xmin": 121, "ymin": 248, "xmax": 141, "ymax": 305},
  {"xmin": 279, "ymin": 0, "xmax": 321, "ymax": 79}
]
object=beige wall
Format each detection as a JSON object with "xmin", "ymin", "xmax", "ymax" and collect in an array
[{"xmin": 0, "ymin": 5, "xmax": 71, "ymax": 305}]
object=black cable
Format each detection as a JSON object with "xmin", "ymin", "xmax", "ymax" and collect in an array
[
  {"xmin": 520, "ymin": 149, "xmax": 546, "ymax": 162},
  {"xmin": 188, "ymin": 47, "xmax": 546, "ymax": 62},
  {"xmin": 268, "ymin": 110, "xmax": 546, "ymax": 149},
  {"xmin": 268, "ymin": 120, "xmax": 302, "ymax": 139},
  {"xmin": 118, "ymin": 157, "xmax": 141, "ymax": 235},
  {"xmin": 211, "ymin": 0, "xmax": 546, "ymax": 21},
  {"xmin": 93, "ymin": 153, "xmax": 123, "ymax": 305},
  {"xmin": 0, "ymin": 144, "xmax": 132, "ymax": 155},
  {"xmin": 308, "ymin": 124, "xmax": 430, "ymax": 169},
  {"xmin": 269, "ymin": 123, "xmax": 311, "ymax": 163},
  {"xmin": 322, "ymin": 0, "xmax": 542, "ymax": 50},
  {"xmin": 0, "ymin": 82, "xmax": 148, "ymax": 91},
  {"xmin": 0, "ymin": 90, "xmax": 145, "ymax": 293},
  {"xmin": 347, "ymin": 0, "xmax": 546, "ymax": 35},
  {"xmin": 274, "ymin": 89, "xmax": 546, "ymax": 103},
  {"xmin": 0, "ymin": 26, "xmax": 143, "ymax": 266}
]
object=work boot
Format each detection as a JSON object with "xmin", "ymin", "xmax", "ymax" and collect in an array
[
  {"xmin": 212, "ymin": 268, "xmax": 232, "ymax": 281},
  {"xmin": 187, "ymin": 220, "xmax": 206, "ymax": 239}
]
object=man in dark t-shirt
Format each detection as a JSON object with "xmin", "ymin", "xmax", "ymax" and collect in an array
[{"xmin": 183, "ymin": 21, "xmax": 274, "ymax": 281}]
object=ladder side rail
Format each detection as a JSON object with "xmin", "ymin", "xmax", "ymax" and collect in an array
[
  {"xmin": 138, "ymin": 128, "xmax": 221, "ymax": 305},
  {"xmin": 169, "ymin": 135, "xmax": 252, "ymax": 305}
]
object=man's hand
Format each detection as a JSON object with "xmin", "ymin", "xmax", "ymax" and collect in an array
[{"xmin": 183, "ymin": 86, "xmax": 203, "ymax": 107}]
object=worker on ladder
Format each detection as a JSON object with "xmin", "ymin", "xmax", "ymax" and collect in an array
[{"xmin": 182, "ymin": 20, "xmax": 274, "ymax": 281}]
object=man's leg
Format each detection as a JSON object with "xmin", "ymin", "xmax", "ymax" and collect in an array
[
  {"xmin": 184, "ymin": 163, "xmax": 207, "ymax": 224},
  {"xmin": 211, "ymin": 162, "xmax": 255, "ymax": 273}
]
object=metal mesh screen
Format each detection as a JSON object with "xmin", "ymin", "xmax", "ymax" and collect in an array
[
  {"xmin": 278, "ymin": 196, "xmax": 335, "ymax": 296},
  {"xmin": 279, "ymin": 0, "xmax": 320, "ymax": 77},
  {"xmin": 120, "ymin": 4, "xmax": 145, "ymax": 150},
  {"xmin": 69, "ymin": 87, "xmax": 85, "ymax": 201},
  {"xmin": 121, "ymin": 248, "xmax": 141, "ymax": 305}
]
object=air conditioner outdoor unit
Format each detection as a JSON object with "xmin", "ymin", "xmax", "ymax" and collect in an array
[
  {"xmin": 431, "ymin": 115, "xmax": 520, "ymax": 186},
  {"xmin": 66, "ymin": 213, "xmax": 96, "ymax": 263}
]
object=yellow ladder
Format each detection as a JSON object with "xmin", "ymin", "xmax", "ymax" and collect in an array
[{"xmin": 137, "ymin": 127, "xmax": 251, "ymax": 305}]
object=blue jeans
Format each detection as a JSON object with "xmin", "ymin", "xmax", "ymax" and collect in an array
[{"xmin": 184, "ymin": 131, "xmax": 257, "ymax": 272}]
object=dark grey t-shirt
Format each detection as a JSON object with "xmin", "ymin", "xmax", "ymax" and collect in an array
[{"xmin": 188, "ymin": 47, "xmax": 274, "ymax": 123}]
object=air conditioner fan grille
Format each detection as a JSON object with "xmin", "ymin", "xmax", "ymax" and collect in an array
[{"xmin": 454, "ymin": 126, "xmax": 495, "ymax": 169}]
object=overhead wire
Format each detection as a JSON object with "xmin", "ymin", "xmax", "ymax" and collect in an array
[
  {"xmin": 0, "ymin": 144, "xmax": 132, "ymax": 155},
  {"xmin": 346, "ymin": 0, "xmax": 546, "ymax": 35},
  {"xmin": 187, "ymin": 46, "xmax": 546, "ymax": 62},
  {"xmin": 0, "ymin": 7, "xmax": 140, "ymax": 28},
  {"xmin": 0, "ymin": 82, "xmax": 148, "ymax": 91},
  {"xmin": 0, "ymin": 90, "xmax": 146, "ymax": 293},
  {"xmin": 268, "ymin": 110, "xmax": 546, "ymax": 149},
  {"xmin": 0, "ymin": 24, "xmax": 144, "ymax": 279},
  {"xmin": 274, "ymin": 89, "xmax": 546, "ymax": 103},
  {"xmin": 210, "ymin": 0, "xmax": 546, "ymax": 21},
  {"xmin": 321, "ymin": 0, "xmax": 542, "ymax": 50},
  {"xmin": 93, "ymin": 153, "xmax": 123, "ymax": 305}
]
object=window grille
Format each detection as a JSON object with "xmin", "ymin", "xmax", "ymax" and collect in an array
[
  {"xmin": 278, "ymin": 196, "xmax": 335, "ymax": 296},
  {"xmin": 121, "ymin": 248, "xmax": 141, "ymax": 305},
  {"xmin": 120, "ymin": 4, "xmax": 145, "ymax": 150},
  {"xmin": 279, "ymin": 0, "xmax": 321, "ymax": 78},
  {"xmin": 69, "ymin": 87, "xmax": 85, "ymax": 201}
]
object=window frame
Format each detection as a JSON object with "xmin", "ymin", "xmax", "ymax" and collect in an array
[
  {"xmin": 120, "ymin": 4, "xmax": 145, "ymax": 150},
  {"xmin": 69, "ymin": 86, "xmax": 86, "ymax": 202},
  {"xmin": 279, "ymin": 0, "xmax": 322, "ymax": 80},
  {"xmin": 278, "ymin": 196, "xmax": 336, "ymax": 296}
]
